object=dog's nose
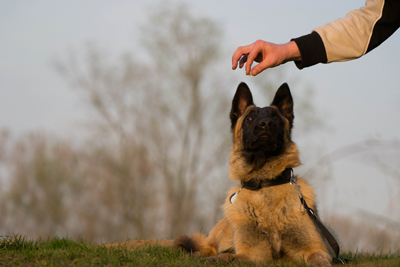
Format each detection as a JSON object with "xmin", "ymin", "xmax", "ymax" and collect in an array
[{"xmin": 257, "ymin": 119, "xmax": 273, "ymax": 129}]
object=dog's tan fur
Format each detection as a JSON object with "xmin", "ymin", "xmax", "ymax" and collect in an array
[{"xmin": 174, "ymin": 83, "xmax": 332, "ymax": 266}]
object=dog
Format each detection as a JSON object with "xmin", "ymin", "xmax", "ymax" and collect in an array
[{"xmin": 174, "ymin": 82, "xmax": 333, "ymax": 266}]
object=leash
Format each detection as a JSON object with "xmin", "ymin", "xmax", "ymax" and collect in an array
[{"xmin": 290, "ymin": 172, "xmax": 345, "ymax": 265}]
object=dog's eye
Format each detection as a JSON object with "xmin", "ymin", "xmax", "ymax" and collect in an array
[
  {"xmin": 271, "ymin": 112, "xmax": 279, "ymax": 120},
  {"xmin": 247, "ymin": 116, "xmax": 253, "ymax": 122}
]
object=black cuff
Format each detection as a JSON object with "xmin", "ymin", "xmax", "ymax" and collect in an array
[{"xmin": 291, "ymin": 31, "xmax": 327, "ymax": 69}]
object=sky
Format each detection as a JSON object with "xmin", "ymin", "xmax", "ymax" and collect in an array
[{"xmin": 1, "ymin": 1, "xmax": 400, "ymax": 223}]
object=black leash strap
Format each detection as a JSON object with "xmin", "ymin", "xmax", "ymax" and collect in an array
[
  {"xmin": 290, "ymin": 173, "xmax": 345, "ymax": 265},
  {"xmin": 300, "ymin": 197, "xmax": 345, "ymax": 265}
]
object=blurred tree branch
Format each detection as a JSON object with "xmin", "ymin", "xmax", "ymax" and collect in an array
[{"xmin": 52, "ymin": 3, "xmax": 231, "ymax": 240}]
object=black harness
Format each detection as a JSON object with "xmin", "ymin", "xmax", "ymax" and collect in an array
[{"xmin": 234, "ymin": 168, "xmax": 345, "ymax": 265}]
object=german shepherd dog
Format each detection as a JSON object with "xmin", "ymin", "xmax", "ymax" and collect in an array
[{"xmin": 174, "ymin": 82, "xmax": 333, "ymax": 266}]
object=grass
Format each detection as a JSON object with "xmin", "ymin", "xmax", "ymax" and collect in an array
[{"xmin": 1, "ymin": 234, "xmax": 399, "ymax": 266}]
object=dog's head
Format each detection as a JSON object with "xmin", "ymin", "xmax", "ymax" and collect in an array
[{"xmin": 229, "ymin": 82, "xmax": 295, "ymax": 169}]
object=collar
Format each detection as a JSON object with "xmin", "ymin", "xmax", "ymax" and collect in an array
[{"xmin": 240, "ymin": 168, "xmax": 292, "ymax": 191}]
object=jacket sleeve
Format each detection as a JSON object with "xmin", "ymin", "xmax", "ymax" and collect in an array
[{"xmin": 292, "ymin": 0, "xmax": 400, "ymax": 69}]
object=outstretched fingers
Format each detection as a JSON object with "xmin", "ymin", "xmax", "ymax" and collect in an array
[
  {"xmin": 232, "ymin": 40, "xmax": 269, "ymax": 75},
  {"xmin": 232, "ymin": 45, "xmax": 252, "ymax": 70},
  {"xmin": 238, "ymin": 54, "xmax": 248, "ymax": 68},
  {"xmin": 232, "ymin": 40, "xmax": 301, "ymax": 76}
]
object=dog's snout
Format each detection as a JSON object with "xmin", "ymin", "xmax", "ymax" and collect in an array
[{"xmin": 257, "ymin": 119, "xmax": 273, "ymax": 129}]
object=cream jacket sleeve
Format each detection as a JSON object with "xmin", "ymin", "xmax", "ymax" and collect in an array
[{"xmin": 292, "ymin": 0, "xmax": 400, "ymax": 69}]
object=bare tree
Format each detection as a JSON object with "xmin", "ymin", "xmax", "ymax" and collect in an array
[
  {"xmin": 54, "ymin": 3, "xmax": 231, "ymax": 240},
  {"xmin": 140, "ymin": 4, "xmax": 232, "ymax": 238},
  {"xmin": 0, "ymin": 133, "xmax": 83, "ymax": 239}
]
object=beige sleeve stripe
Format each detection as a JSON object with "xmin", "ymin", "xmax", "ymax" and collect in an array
[{"xmin": 313, "ymin": 0, "xmax": 385, "ymax": 63}]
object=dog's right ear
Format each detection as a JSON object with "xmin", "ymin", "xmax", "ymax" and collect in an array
[{"xmin": 230, "ymin": 82, "xmax": 254, "ymax": 131}]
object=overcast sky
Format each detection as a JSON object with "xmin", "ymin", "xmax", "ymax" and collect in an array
[{"xmin": 1, "ymin": 0, "xmax": 399, "ymax": 221}]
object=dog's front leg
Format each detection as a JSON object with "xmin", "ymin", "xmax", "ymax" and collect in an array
[
  {"xmin": 306, "ymin": 251, "xmax": 332, "ymax": 267},
  {"xmin": 290, "ymin": 244, "xmax": 332, "ymax": 267},
  {"xmin": 201, "ymin": 225, "xmax": 274, "ymax": 264},
  {"xmin": 231, "ymin": 223, "xmax": 274, "ymax": 263}
]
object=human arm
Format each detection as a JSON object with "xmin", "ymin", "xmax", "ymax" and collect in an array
[
  {"xmin": 232, "ymin": 0, "xmax": 400, "ymax": 74},
  {"xmin": 293, "ymin": 0, "xmax": 400, "ymax": 69}
]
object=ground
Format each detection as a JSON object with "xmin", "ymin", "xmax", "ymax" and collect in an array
[{"xmin": 103, "ymin": 239, "xmax": 174, "ymax": 250}]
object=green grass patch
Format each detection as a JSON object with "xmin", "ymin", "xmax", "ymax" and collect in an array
[{"xmin": 1, "ymin": 234, "xmax": 399, "ymax": 266}]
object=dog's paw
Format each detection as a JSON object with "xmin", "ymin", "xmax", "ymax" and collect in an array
[{"xmin": 307, "ymin": 252, "xmax": 332, "ymax": 267}]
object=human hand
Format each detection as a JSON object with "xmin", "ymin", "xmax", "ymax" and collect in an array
[{"xmin": 232, "ymin": 40, "xmax": 301, "ymax": 76}]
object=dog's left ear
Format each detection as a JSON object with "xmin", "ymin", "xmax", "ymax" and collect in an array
[
  {"xmin": 230, "ymin": 82, "xmax": 254, "ymax": 131},
  {"xmin": 271, "ymin": 83, "xmax": 294, "ymax": 128}
]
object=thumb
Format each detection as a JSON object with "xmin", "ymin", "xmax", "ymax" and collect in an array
[{"xmin": 251, "ymin": 60, "xmax": 270, "ymax": 76}]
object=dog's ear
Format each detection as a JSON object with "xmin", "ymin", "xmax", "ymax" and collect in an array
[
  {"xmin": 230, "ymin": 82, "xmax": 254, "ymax": 130},
  {"xmin": 271, "ymin": 83, "xmax": 294, "ymax": 128}
]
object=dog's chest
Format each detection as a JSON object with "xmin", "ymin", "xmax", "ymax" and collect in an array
[{"xmin": 226, "ymin": 189, "xmax": 290, "ymax": 225}]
